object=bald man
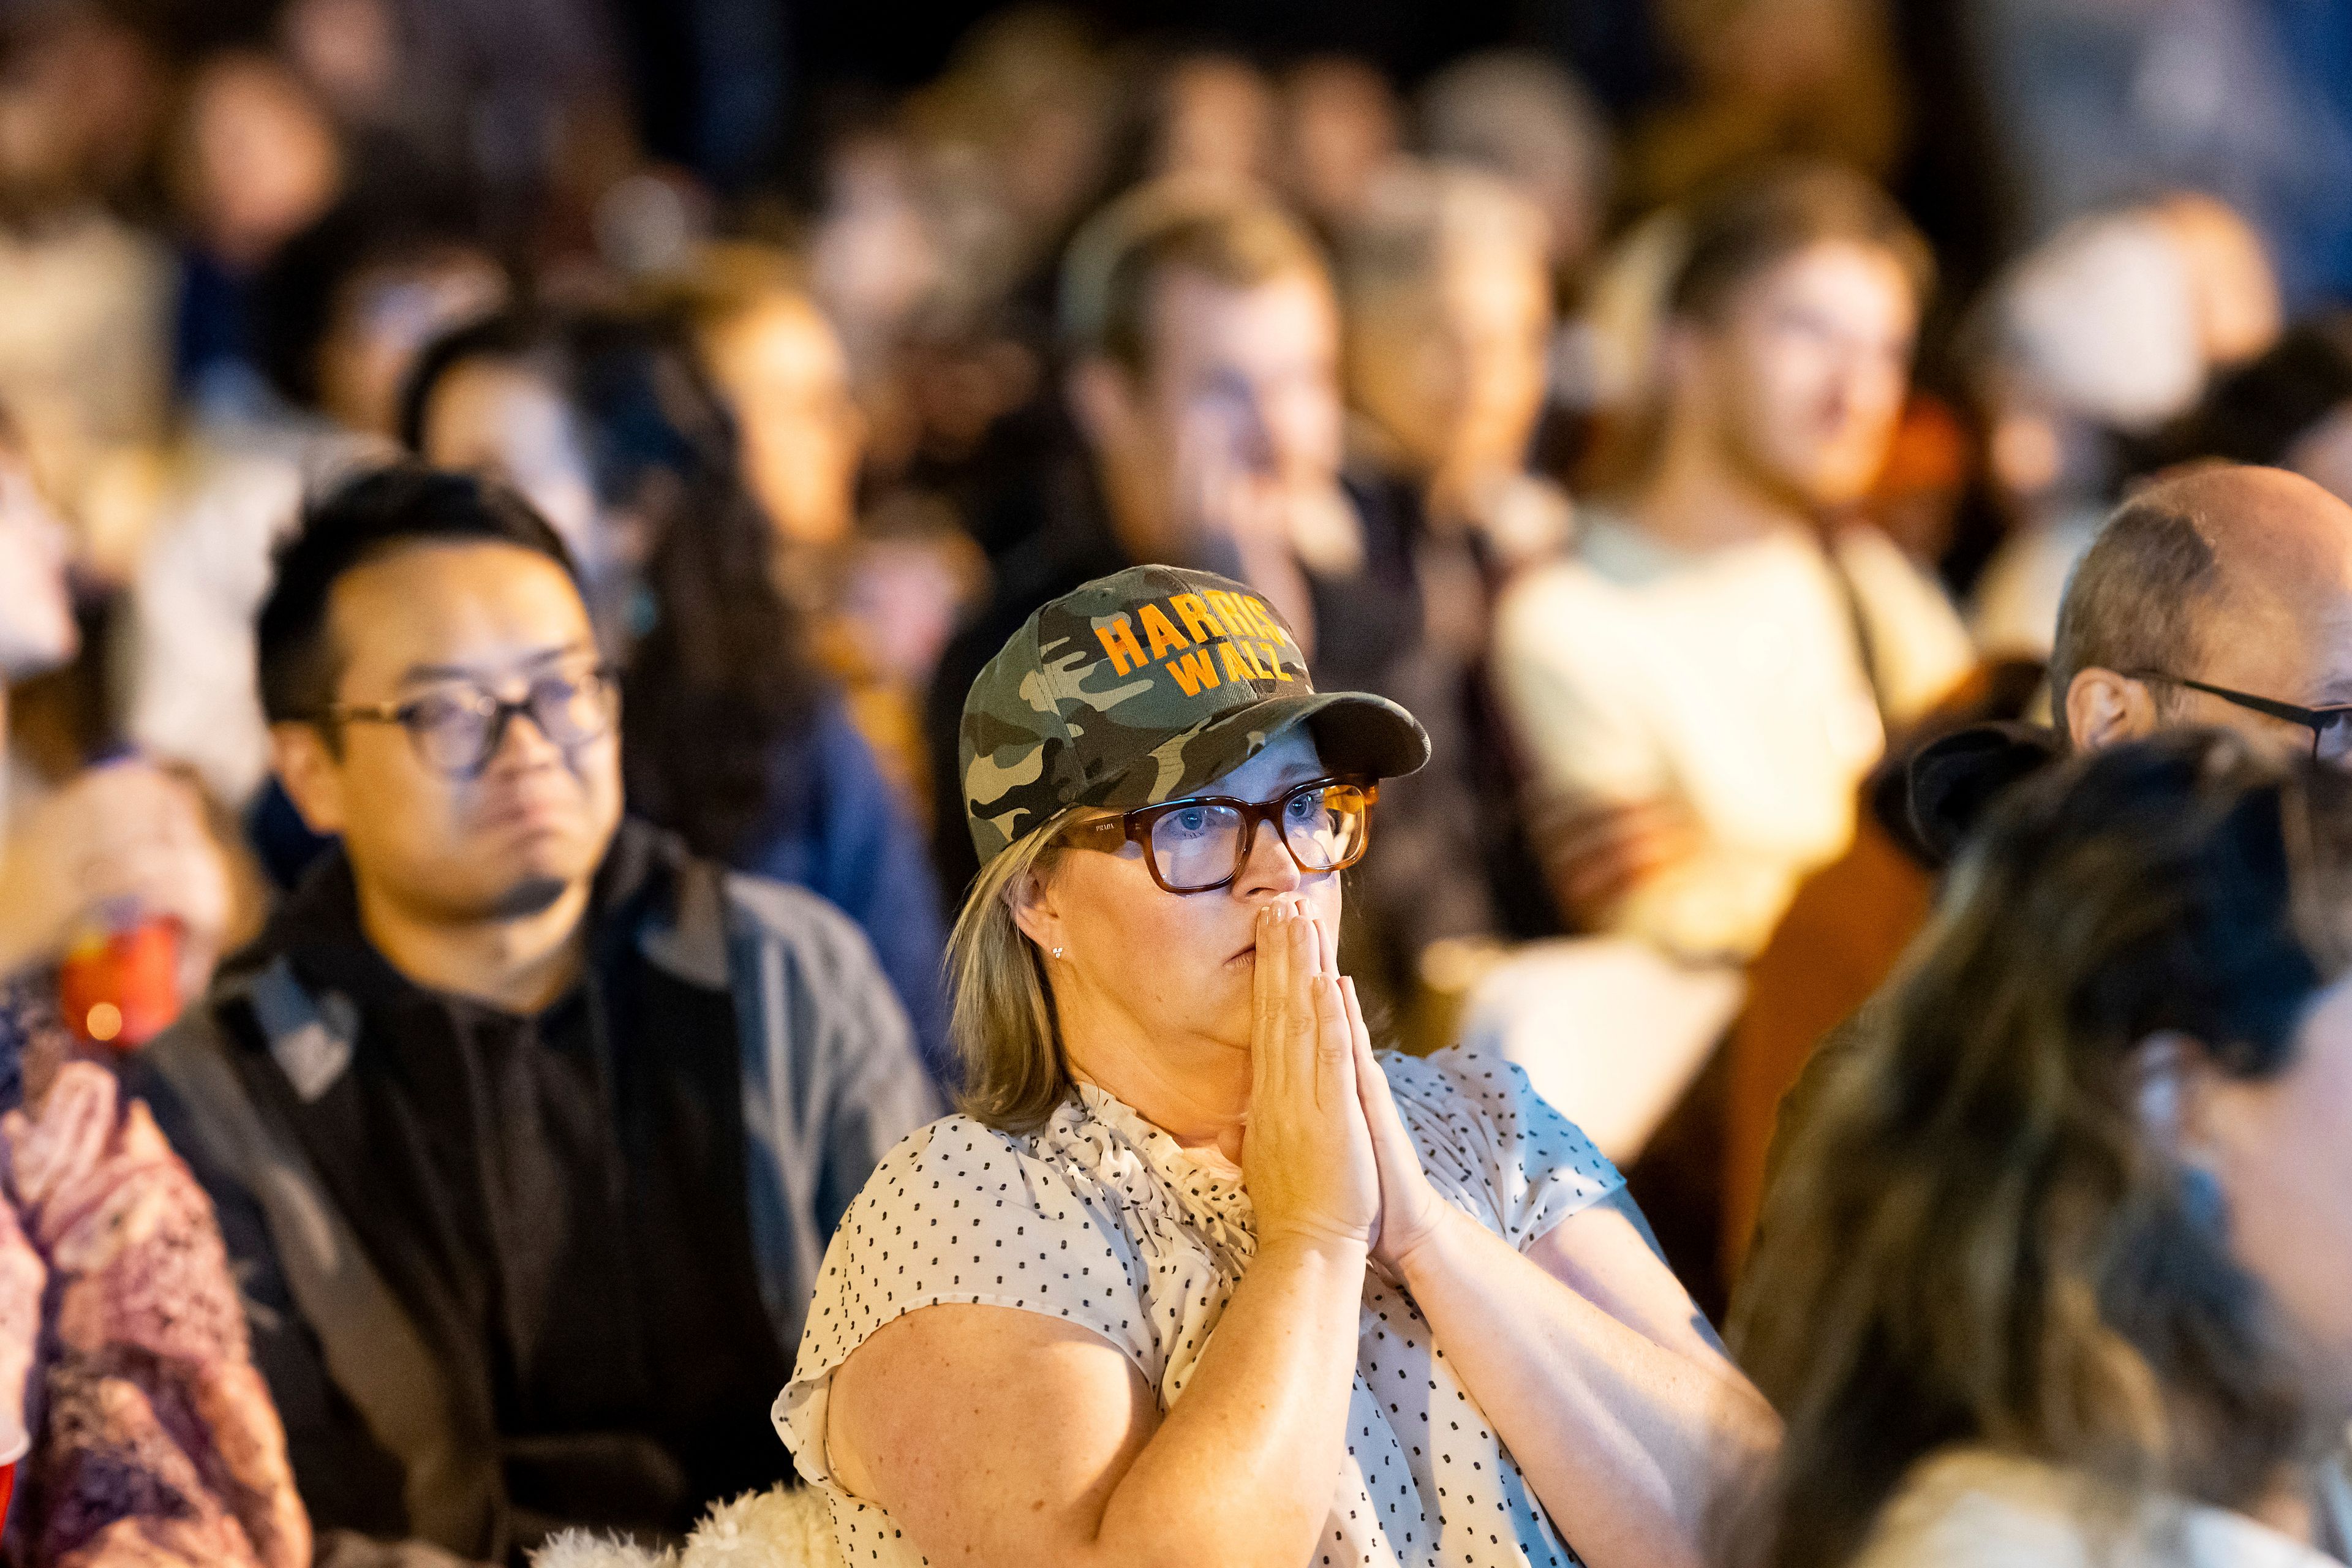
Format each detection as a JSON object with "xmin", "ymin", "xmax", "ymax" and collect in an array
[
  {"xmin": 2054, "ymin": 463, "xmax": 2352, "ymax": 764},
  {"xmin": 1731, "ymin": 462, "xmax": 2352, "ymax": 1329}
]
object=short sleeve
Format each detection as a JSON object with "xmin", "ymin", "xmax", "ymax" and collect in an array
[
  {"xmin": 1381, "ymin": 1042, "xmax": 1625, "ymax": 1250},
  {"xmin": 774, "ymin": 1115, "xmax": 1159, "ymax": 1490}
]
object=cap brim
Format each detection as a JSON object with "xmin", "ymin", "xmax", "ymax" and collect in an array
[{"xmin": 1088, "ymin": 688, "xmax": 1431, "ymax": 812}]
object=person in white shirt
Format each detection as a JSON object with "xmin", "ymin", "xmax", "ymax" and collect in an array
[{"xmin": 1493, "ymin": 162, "xmax": 1974, "ymax": 962}]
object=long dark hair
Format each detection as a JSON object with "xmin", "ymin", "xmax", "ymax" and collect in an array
[
  {"xmin": 402, "ymin": 307, "xmax": 823, "ymax": 861},
  {"xmin": 1734, "ymin": 732, "xmax": 2352, "ymax": 1567}
]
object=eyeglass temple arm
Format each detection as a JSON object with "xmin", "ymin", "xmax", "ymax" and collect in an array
[
  {"xmin": 2149, "ymin": 673, "xmax": 2339, "ymax": 730},
  {"xmin": 1059, "ymin": 816, "xmax": 1131, "ymax": 852}
]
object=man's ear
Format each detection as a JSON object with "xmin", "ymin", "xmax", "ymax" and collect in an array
[
  {"xmin": 1654, "ymin": 317, "xmax": 1724, "ymax": 432},
  {"xmin": 2065, "ymin": 666, "xmax": 2164, "ymax": 751},
  {"xmin": 270, "ymin": 722, "xmax": 349, "ymax": 837},
  {"xmin": 1065, "ymin": 357, "xmax": 1141, "ymax": 457}
]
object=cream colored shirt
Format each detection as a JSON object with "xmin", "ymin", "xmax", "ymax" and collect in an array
[
  {"xmin": 1492, "ymin": 513, "xmax": 1975, "ymax": 960},
  {"xmin": 1856, "ymin": 1449, "xmax": 2344, "ymax": 1568},
  {"xmin": 776, "ymin": 1044, "xmax": 1624, "ymax": 1567}
]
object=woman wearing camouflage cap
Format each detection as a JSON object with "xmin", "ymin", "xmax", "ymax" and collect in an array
[{"xmin": 774, "ymin": 565, "xmax": 1778, "ymax": 1568}]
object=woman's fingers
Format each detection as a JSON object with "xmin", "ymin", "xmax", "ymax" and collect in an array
[
  {"xmin": 1251, "ymin": 903, "xmax": 1288, "ymax": 1101},
  {"xmin": 1312, "ymin": 904, "xmax": 1340, "ymax": 976}
]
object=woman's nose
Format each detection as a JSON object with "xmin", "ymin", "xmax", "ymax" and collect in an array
[{"xmin": 1232, "ymin": 816, "xmax": 1303, "ymax": 899}]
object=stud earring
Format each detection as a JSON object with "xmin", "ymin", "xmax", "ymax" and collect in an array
[{"xmin": 1051, "ymin": 945, "xmax": 1066, "ymax": 960}]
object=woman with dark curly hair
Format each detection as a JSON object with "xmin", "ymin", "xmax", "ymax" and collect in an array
[
  {"xmin": 402, "ymin": 307, "xmax": 954, "ymax": 1082},
  {"xmin": 1736, "ymin": 731, "xmax": 2352, "ymax": 1567}
]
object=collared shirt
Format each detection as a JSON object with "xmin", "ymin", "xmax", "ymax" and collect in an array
[{"xmin": 778, "ymin": 1043, "xmax": 1623, "ymax": 1567}]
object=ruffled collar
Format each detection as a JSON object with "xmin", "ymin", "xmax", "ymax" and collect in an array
[{"xmin": 1047, "ymin": 1082, "xmax": 1257, "ymax": 1268}]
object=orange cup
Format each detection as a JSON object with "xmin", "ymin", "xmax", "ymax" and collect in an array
[
  {"xmin": 58, "ymin": 916, "xmax": 183, "ymax": 1049},
  {"xmin": 0, "ymin": 1423, "xmax": 25, "ymax": 1531}
]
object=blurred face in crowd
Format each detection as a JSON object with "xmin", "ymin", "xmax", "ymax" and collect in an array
[
  {"xmin": 1281, "ymin": 58, "xmax": 1400, "ymax": 227},
  {"xmin": 420, "ymin": 356, "xmax": 618, "ymax": 590},
  {"xmin": 2286, "ymin": 405, "xmax": 2352, "ymax": 507},
  {"xmin": 176, "ymin": 53, "xmax": 341, "ymax": 267},
  {"xmin": 1349, "ymin": 241, "xmax": 1553, "ymax": 494},
  {"xmin": 0, "ymin": 453, "xmax": 74, "ymax": 681},
  {"xmin": 321, "ymin": 251, "xmax": 507, "ymax": 438},
  {"xmin": 1669, "ymin": 238, "xmax": 1917, "ymax": 511},
  {"xmin": 1017, "ymin": 730, "xmax": 1340, "ymax": 1072},
  {"xmin": 2156, "ymin": 192, "xmax": 2282, "ymax": 372},
  {"xmin": 279, "ymin": 0, "xmax": 400, "ymax": 124},
  {"xmin": 1077, "ymin": 263, "xmax": 1345, "ymax": 554},
  {"xmin": 0, "ymin": 10, "xmax": 165, "ymax": 211},
  {"xmin": 1153, "ymin": 55, "xmax": 1276, "ymax": 187},
  {"xmin": 2174, "ymin": 970, "xmax": 2352, "ymax": 1407},
  {"xmin": 699, "ymin": 293, "xmax": 864, "ymax": 548},
  {"xmin": 274, "ymin": 541, "xmax": 622, "ymax": 930}
]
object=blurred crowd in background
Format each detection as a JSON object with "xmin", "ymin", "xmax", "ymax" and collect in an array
[{"xmin": 5, "ymin": 0, "xmax": 2352, "ymax": 1561}]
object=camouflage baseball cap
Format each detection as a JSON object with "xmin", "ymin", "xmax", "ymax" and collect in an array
[{"xmin": 961, "ymin": 564, "xmax": 1430, "ymax": 868}]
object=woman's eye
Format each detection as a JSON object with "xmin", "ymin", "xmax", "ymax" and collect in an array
[
  {"xmin": 1171, "ymin": 807, "xmax": 1211, "ymax": 835},
  {"xmin": 1286, "ymin": 792, "xmax": 1323, "ymax": 824}
]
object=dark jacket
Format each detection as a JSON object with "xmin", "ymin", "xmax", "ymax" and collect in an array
[
  {"xmin": 119, "ymin": 821, "xmax": 940, "ymax": 1562},
  {"xmin": 734, "ymin": 695, "xmax": 954, "ymax": 1086}
]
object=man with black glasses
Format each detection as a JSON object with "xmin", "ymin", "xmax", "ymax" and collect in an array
[
  {"xmin": 119, "ymin": 466, "xmax": 938, "ymax": 1562},
  {"xmin": 2056, "ymin": 462, "xmax": 2352, "ymax": 764}
]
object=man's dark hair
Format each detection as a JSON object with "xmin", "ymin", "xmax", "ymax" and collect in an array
[
  {"xmin": 2180, "ymin": 314, "xmax": 2352, "ymax": 470},
  {"xmin": 254, "ymin": 196, "xmax": 496, "ymax": 414},
  {"xmin": 2047, "ymin": 482, "xmax": 2225, "ymax": 734},
  {"xmin": 255, "ymin": 464, "xmax": 578, "ymax": 726},
  {"xmin": 1666, "ymin": 160, "xmax": 1934, "ymax": 325}
]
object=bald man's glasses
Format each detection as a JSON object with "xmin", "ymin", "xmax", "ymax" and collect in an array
[{"xmin": 2130, "ymin": 671, "xmax": 2352, "ymax": 764}]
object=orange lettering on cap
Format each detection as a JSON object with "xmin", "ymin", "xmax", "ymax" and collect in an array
[
  {"xmin": 1203, "ymin": 589, "xmax": 1246, "ymax": 635},
  {"xmin": 1261, "ymin": 640, "xmax": 1292, "ymax": 681},
  {"xmin": 1094, "ymin": 617, "xmax": 1147, "ymax": 676},
  {"xmin": 1139, "ymin": 602, "xmax": 1189, "ymax": 660},
  {"xmin": 1218, "ymin": 641, "xmax": 1256, "ymax": 684},
  {"xmin": 1164, "ymin": 648, "xmax": 1222, "ymax": 696},
  {"xmin": 1170, "ymin": 593, "xmax": 1227, "ymax": 643}
]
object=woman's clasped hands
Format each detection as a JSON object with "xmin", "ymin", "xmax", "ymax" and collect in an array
[{"xmin": 1242, "ymin": 896, "xmax": 1450, "ymax": 1275}]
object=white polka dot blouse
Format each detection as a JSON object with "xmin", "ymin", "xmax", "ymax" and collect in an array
[{"xmin": 774, "ymin": 1042, "xmax": 1624, "ymax": 1566}]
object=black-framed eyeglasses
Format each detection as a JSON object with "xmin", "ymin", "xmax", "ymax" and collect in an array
[
  {"xmin": 2129, "ymin": 671, "xmax": 2352, "ymax": 764},
  {"xmin": 1057, "ymin": 775, "xmax": 1379, "ymax": 894},
  {"xmin": 314, "ymin": 664, "xmax": 622, "ymax": 778}
]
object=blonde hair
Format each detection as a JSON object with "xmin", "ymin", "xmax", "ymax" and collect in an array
[{"xmin": 947, "ymin": 812, "xmax": 1079, "ymax": 1132}]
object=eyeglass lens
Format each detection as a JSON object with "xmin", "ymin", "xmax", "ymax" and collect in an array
[
  {"xmin": 1144, "ymin": 783, "xmax": 1372, "ymax": 891},
  {"xmin": 409, "ymin": 672, "xmax": 617, "ymax": 774},
  {"xmin": 2317, "ymin": 712, "xmax": 2352, "ymax": 766}
]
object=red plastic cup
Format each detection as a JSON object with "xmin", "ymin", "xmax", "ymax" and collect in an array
[
  {"xmin": 58, "ymin": 915, "xmax": 183, "ymax": 1049},
  {"xmin": 0, "ymin": 1424, "xmax": 25, "ymax": 1531}
]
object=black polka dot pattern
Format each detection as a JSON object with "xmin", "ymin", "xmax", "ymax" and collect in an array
[{"xmin": 774, "ymin": 1043, "xmax": 1623, "ymax": 1566}]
